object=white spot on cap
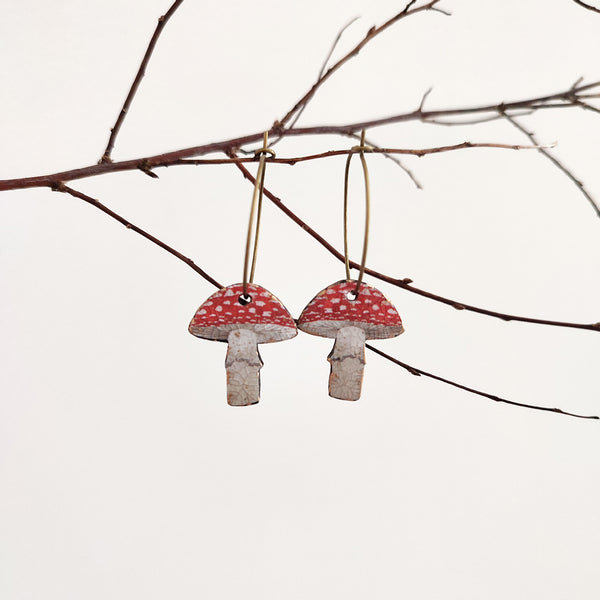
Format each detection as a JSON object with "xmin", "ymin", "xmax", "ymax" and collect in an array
[
  {"xmin": 388, "ymin": 308, "xmax": 397, "ymax": 315},
  {"xmin": 255, "ymin": 301, "xmax": 266, "ymax": 307},
  {"xmin": 198, "ymin": 309, "xmax": 207, "ymax": 315},
  {"xmin": 249, "ymin": 307, "xmax": 256, "ymax": 313},
  {"xmin": 263, "ymin": 311, "xmax": 271, "ymax": 317},
  {"xmin": 325, "ymin": 308, "xmax": 333, "ymax": 313},
  {"xmin": 373, "ymin": 304, "xmax": 380, "ymax": 310},
  {"xmin": 339, "ymin": 305, "xmax": 347, "ymax": 310},
  {"xmin": 331, "ymin": 298, "xmax": 340, "ymax": 304},
  {"xmin": 216, "ymin": 306, "xmax": 223, "ymax": 312},
  {"xmin": 224, "ymin": 289, "xmax": 234, "ymax": 296}
]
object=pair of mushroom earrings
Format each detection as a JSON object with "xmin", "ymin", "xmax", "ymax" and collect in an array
[{"xmin": 189, "ymin": 133, "xmax": 404, "ymax": 406}]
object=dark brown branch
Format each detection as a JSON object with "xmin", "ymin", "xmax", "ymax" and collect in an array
[
  {"xmin": 572, "ymin": 0, "xmax": 600, "ymax": 14},
  {"xmin": 366, "ymin": 344, "xmax": 599, "ymax": 420},
  {"xmin": 230, "ymin": 157, "xmax": 600, "ymax": 333},
  {"xmin": 503, "ymin": 113, "xmax": 600, "ymax": 218},
  {"xmin": 1, "ymin": 132, "xmax": 265, "ymax": 191},
  {"xmin": 54, "ymin": 183, "xmax": 222, "ymax": 289},
  {"xmin": 283, "ymin": 83, "xmax": 600, "ymax": 135},
  {"xmin": 276, "ymin": 0, "xmax": 446, "ymax": 129},
  {"xmin": 100, "ymin": 0, "xmax": 186, "ymax": 163},
  {"xmin": 2, "ymin": 79, "xmax": 598, "ymax": 192},
  {"xmin": 1, "ymin": 81, "xmax": 598, "ymax": 192}
]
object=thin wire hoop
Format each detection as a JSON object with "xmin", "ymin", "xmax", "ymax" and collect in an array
[
  {"xmin": 242, "ymin": 132, "xmax": 275, "ymax": 296},
  {"xmin": 343, "ymin": 129, "xmax": 373, "ymax": 295}
]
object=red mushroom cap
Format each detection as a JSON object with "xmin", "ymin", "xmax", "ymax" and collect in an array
[
  {"xmin": 298, "ymin": 280, "xmax": 404, "ymax": 340},
  {"xmin": 189, "ymin": 283, "xmax": 297, "ymax": 343}
]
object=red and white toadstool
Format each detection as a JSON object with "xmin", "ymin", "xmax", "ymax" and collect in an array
[
  {"xmin": 298, "ymin": 280, "xmax": 404, "ymax": 401},
  {"xmin": 189, "ymin": 283, "xmax": 297, "ymax": 406}
]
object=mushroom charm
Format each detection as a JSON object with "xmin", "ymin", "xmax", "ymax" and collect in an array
[
  {"xmin": 189, "ymin": 283, "xmax": 297, "ymax": 406},
  {"xmin": 298, "ymin": 280, "xmax": 404, "ymax": 401}
]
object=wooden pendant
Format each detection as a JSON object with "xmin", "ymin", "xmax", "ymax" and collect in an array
[
  {"xmin": 298, "ymin": 280, "xmax": 404, "ymax": 401},
  {"xmin": 189, "ymin": 283, "xmax": 297, "ymax": 406}
]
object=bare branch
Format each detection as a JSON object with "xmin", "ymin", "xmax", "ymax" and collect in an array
[
  {"xmin": 345, "ymin": 132, "xmax": 423, "ymax": 189},
  {"xmin": 572, "ymin": 0, "xmax": 600, "ymax": 14},
  {"xmin": 100, "ymin": 0, "xmax": 186, "ymax": 163},
  {"xmin": 54, "ymin": 183, "xmax": 222, "ymax": 289},
  {"xmin": 576, "ymin": 99, "xmax": 600, "ymax": 115},
  {"xmin": 419, "ymin": 87, "xmax": 433, "ymax": 111},
  {"xmin": 2, "ymin": 80, "xmax": 598, "ymax": 191},
  {"xmin": 276, "ymin": 16, "xmax": 360, "ymax": 139},
  {"xmin": 0, "ymin": 141, "xmax": 555, "ymax": 191},
  {"xmin": 229, "ymin": 156, "xmax": 600, "ymax": 333},
  {"xmin": 316, "ymin": 16, "xmax": 360, "ymax": 80},
  {"xmin": 275, "ymin": 0, "xmax": 446, "ymax": 130},
  {"xmin": 366, "ymin": 344, "xmax": 599, "ymax": 420},
  {"xmin": 424, "ymin": 109, "xmax": 535, "ymax": 126},
  {"xmin": 503, "ymin": 113, "xmax": 600, "ymax": 218},
  {"xmin": 183, "ymin": 141, "xmax": 551, "ymax": 165}
]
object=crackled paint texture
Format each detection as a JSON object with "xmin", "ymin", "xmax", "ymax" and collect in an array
[{"xmin": 298, "ymin": 280, "xmax": 404, "ymax": 401}]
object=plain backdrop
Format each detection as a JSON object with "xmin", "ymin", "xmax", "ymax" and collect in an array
[{"xmin": 1, "ymin": 1, "xmax": 599, "ymax": 599}]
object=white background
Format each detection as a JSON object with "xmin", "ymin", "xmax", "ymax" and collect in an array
[{"xmin": 1, "ymin": 1, "xmax": 599, "ymax": 598}]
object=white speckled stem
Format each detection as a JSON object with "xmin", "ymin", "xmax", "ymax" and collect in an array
[
  {"xmin": 327, "ymin": 326, "xmax": 366, "ymax": 401},
  {"xmin": 225, "ymin": 329, "xmax": 263, "ymax": 406}
]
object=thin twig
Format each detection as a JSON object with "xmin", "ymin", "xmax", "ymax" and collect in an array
[
  {"xmin": 419, "ymin": 87, "xmax": 433, "ymax": 110},
  {"xmin": 345, "ymin": 132, "xmax": 423, "ymax": 189},
  {"xmin": 572, "ymin": 0, "xmax": 600, "ymax": 14},
  {"xmin": 229, "ymin": 156, "xmax": 600, "ymax": 333},
  {"xmin": 366, "ymin": 344, "xmax": 599, "ymax": 420},
  {"xmin": 100, "ymin": 0, "xmax": 186, "ymax": 163},
  {"xmin": 277, "ymin": 16, "xmax": 360, "ymax": 139},
  {"xmin": 317, "ymin": 17, "xmax": 361, "ymax": 80},
  {"xmin": 0, "ymin": 141, "xmax": 555, "ymax": 191},
  {"xmin": 424, "ymin": 109, "xmax": 535, "ymax": 126},
  {"xmin": 181, "ymin": 141, "xmax": 549, "ymax": 165},
  {"xmin": 576, "ymin": 99, "xmax": 600, "ymax": 115},
  {"xmin": 275, "ymin": 0, "xmax": 446, "ymax": 130},
  {"xmin": 503, "ymin": 113, "xmax": 600, "ymax": 218},
  {"xmin": 53, "ymin": 183, "xmax": 222, "ymax": 289}
]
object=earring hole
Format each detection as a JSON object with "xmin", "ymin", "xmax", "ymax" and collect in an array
[{"xmin": 238, "ymin": 294, "xmax": 253, "ymax": 305}]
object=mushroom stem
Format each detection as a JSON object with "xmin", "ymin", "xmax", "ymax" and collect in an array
[
  {"xmin": 225, "ymin": 329, "xmax": 263, "ymax": 406},
  {"xmin": 327, "ymin": 326, "xmax": 366, "ymax": 401}
]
